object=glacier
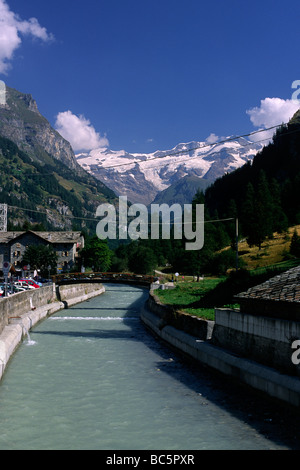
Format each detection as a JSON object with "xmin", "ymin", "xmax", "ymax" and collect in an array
[{"xmin": 76, "ymin": 137, "xmax": 263, "ymax": 205}]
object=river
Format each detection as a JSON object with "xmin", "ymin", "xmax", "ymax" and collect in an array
[{"xmin": 0, "ymin": 284, "xmax": 299, "ymax": 450}]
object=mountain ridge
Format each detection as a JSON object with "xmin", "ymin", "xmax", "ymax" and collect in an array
[
  {"xmin": 151, "ymin": 175, "xmax": 212, "ymax": 207},
  {"xmin": 76, "ymin": 137, "xmax": 263, "ymax": 205}
]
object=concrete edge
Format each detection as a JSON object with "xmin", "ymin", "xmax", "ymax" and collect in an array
[
  {"xmin": 140, "ymin": 306, "xmax": 300, "ymax": 407},
  {"xmin": 62, "ymin": 286, "xmax": 106, "ymax": 308}
]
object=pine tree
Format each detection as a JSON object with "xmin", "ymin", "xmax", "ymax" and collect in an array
[
  {"xmin": 269, "ymin": 178, "xmax": 288, "ymax": 233},
  {"xmin": 241, "ymin": 182, "xmax": 255, "ymax": 241},
  {"xmin": 242, "ymin": 171, "xmax": 273, "ymax": 249},
  {"xmin": 290, "ymin": 229, "xmax": 300, "ymax": 258}
]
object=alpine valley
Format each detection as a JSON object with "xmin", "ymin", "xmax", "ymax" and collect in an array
[
  {"xmin": 0, "ymin": 84, "xmax": 264, "ymax": 232},
  {"xmin": 76, "ymin": 137, "xmax": 263, "ymax": 206}
]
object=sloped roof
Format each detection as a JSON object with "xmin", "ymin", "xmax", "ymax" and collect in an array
[
  {"xmin": 235, "ymin": 265, "xmax": 300, "ymax": 304},
  {"xmin": 30, "ymin": 231, "xmax": 82, "ymax": 244},
  {"xmin": 0, "ymin": 232, "xmax": 25, "ymax": 243},
  {"xmin": 234, "ymin": 265, "xmax": 300, "ymax": 320},
  {"xmin": 0, "ymin": 231, "xmax": 83, "ymax": 244}
]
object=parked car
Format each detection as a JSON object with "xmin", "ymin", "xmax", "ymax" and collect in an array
[
  {"xmin": 26, "ymin": 278, "xmax": 43, "ymax": 287},
  {"xmin": 15, "ymin": 279, "xmax": 39, "ymax": 289},
  {"xmin": 19, "ymin": 279, "xmax": 41, "ymax": 288},
  {"xmin": 14, "ymin": 281, "xmax": 32, "ymax": 289},
  {"xmin": 12, "ymin": 285, "xmax": 27, "ymax": 293}
]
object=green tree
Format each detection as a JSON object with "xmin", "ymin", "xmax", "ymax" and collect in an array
[
  {"xmin": 269, "ymin": 178, "xmax": 288, "ymax": 233},
  {"xmin": 128, "ymin": 244, "xmax": 158, "ymax": 274},
  {"xmin": 81, "ymin": 236, "xmax": 113, "ymax": 271},
  {"xmin": 242, "ymin": 172, "xmax": 274, "ymax": 249},
  {"xmin": 22, "ymin": 245, "xmax": 57, "ymax": 276},
  {"xmin": 290, "ymin": 229, "xmax": 300, "ymax": 258}
]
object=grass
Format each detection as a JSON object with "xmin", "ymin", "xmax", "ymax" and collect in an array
[
  {"xmin": 238, "ymin": 225, "xmax": 300, "ymax": 269},
  {"xmin": 155, "ymin": 226, "xmax": 300, "ymax": 321},
  {"xmin": 156, "ymin": 277, "xmax": 225, "ymax": 321}
]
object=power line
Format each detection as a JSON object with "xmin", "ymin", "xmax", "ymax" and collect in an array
[
  {"xmin": 3, "ymin": 122, "xmax": 297, "ymax": 178},
  {"xmin": 7, "ymin": 204, "xmax": 237, "ymax": 226},
  {"xmin": 8, "ymin": 205, "xmax": 99, "ymax": 222},
  {"xmin": 4, "ymin": 121, "xmax": 300, "ymax": 225},
  {"xmin": 96, "ymin": 122, "xmax": 292, "ymax": 170}
]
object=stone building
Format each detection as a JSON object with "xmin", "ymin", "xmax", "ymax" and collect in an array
[{"xmin": 0, "ymin": 230, "xmax": 84, "ymax": 274}]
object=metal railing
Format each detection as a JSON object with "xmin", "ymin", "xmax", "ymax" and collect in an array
[{"xmin": 52, "ymin": 272, "xmax": 155, "ymax": 285}]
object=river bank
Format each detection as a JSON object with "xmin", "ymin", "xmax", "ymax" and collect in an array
[
  {"xmin": 1, "ymin": 284, "xmax": 293, "ymax": 450},
  {"xmin": 141, "ymin": 290, "xmax": 300, "ymax": 408}
]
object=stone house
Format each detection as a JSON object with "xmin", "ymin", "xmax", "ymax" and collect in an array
[{"xmin": 0, "ymin": 230, "xmax": 84, "ymax": 274}]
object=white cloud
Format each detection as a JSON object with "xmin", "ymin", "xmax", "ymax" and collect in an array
[
  {"xmin": 205, "ymin": 133, "xmax": 220, "ymax": 144},
  {"xmin": 246, "ymin": 97, "xmax": 300, "ymax": 142},
  {"xmin": 0, "ymin": 0, "xmax": 54, "ymax": 74},
  {"xmin": 55, "ymin": 110, "xmax": 109, "ymax": 152}
]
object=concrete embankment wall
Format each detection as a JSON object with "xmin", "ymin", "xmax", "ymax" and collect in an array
[
  {"xmin": 147, "ymin": 290, "xmax": 214, "ymax": 340},
  {"xmin": 142, "ymin": 290, "xmax": 300, "ymax": 407},
  {"xmin": 57, "ymin": 282, "xmax": 105, "ymax": 308},
  {"xmin": 0, "ymin": 282, "xmax": 105, "ymax": 381},
  {"xmin": 212, "ymin": 308, "xmax": 300, "ymax": 377},
  {"xmin": 0, "ymin": 284, "xmax": 57, "ymax": 334}
]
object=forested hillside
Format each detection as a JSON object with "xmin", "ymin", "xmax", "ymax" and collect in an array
[
  {"xmin": 204, "ymin": 110, "xmax": 300, "ymax": 248},
  {"xmin": 111, "ymin": 110, "xmax": 300, "ymax": 276},
  {"xmin": 0, "ymin": 135, "xmax": 117, "ymax": 232}
]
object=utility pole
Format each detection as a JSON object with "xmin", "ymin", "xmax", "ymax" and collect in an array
[
  {"xmin": 0, "ymin": 204, "xmax": 7, "ymax": 232},
  {"xmin": 235, "ymin": 217, "xmax": 239, "ymax": 271}
]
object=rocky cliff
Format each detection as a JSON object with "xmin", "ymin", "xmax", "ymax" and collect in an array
[
  {"xmin": 0, "ymin": 86, "xmax": 78, "ymax": 171},
  {"xmin": 0, "ymin": 86, "xmax": 118, "ymax": 232}
]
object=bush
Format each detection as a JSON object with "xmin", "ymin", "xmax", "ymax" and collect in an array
[{"xmin": 210, "ymin": 249, "xmax": 240, "ymax": 274}]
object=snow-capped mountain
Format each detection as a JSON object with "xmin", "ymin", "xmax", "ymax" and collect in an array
[{"xmin": 76, "ymin": 137, "xmax": 263, "ymax": 205}]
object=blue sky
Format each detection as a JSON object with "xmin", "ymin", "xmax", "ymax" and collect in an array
[{"xmin": 1, "ymin": 0, "xmax": 300, "ymax": 154}]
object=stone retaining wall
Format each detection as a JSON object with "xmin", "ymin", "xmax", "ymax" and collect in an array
[
  {"xmin": 147, "ymin": 290, "xmax": 214, "ymax": 340},
  {"xmin": 0, "ymin": 284, "xmax": 56, "ymax": 335},
  {"xmin": 143, "ymin": 290, "xmax": 300, "ymax": 407},
  {"xmin": 58, "ymin": 283, "xmax": 105, "ymax": 308}
]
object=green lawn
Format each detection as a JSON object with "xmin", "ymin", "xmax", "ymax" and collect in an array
[
  {"xmin": 155, "ymin": 259, "xmax": 300, "ymax": 322},
  {"xmin": 155, "ymin": 278, "xmax": 225, "ymax": 321}
]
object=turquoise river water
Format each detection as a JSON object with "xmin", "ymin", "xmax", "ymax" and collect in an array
[{"xmin": 0, "ymin": 284, "xmax": 299, "ymax": 450}]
